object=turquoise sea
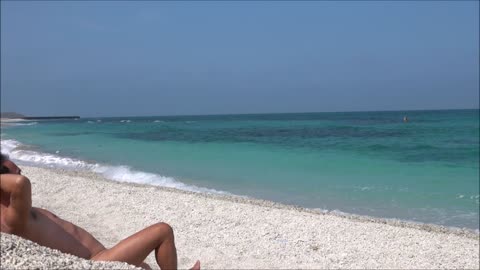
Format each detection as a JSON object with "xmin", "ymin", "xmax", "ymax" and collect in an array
[{"xmin": 1, "ymin": 110, "xmax": 479, "ymax": 230}]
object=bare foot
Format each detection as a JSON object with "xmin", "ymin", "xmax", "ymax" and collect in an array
[{"xmin": 190, "ymin": 260, "xmax": 200, "ymax": 270}]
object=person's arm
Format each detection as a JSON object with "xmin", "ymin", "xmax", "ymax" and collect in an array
[{"xmin": 0, "ymin": 174, "xmax": 31, "ymax": 231}]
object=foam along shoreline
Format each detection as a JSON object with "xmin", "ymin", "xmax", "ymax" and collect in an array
[
  {"xmin": 0, "ymin": 139, "xmax": 231, "ymax": 195},
  {"xmin": 1, "ymin": 165, "xmax": 479, "ymax": 269},
  {"xmin": 0, "ymin": 118, "xmax": 27, "ymax": 122}
]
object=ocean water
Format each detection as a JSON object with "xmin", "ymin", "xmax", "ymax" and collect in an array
[{"xmin": 1, "ymin": 110, "xmax": 479, "ymax": 230}]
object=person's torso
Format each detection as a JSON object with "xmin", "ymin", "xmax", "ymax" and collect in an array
[{"xmin": 1, "ymin": 206, "xmax": 105, "ymax": 259}]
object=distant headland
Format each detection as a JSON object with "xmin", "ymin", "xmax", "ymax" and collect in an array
[{"xmin": 0, "ymin": 112, "xmax": 80, "ymax": 120}]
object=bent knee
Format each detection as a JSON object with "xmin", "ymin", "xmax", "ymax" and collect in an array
[
  {"xmin": 12, "ymin": 175, "xmax": 31, "ymax": 195},
  {"xmin": 153, "ymin": 222, "xmax": 174, "ymax": 238}
]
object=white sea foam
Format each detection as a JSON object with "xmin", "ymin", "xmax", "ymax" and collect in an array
[
  {"xmin": 1, "ymin": 139, "xmax": 22, "ymax": 154},
  {"xmin": 93, "ymin": 165, "xmax": 227, "ymax": 194},
  {"xmin": 3, "ymin": 122, "xmax": 38, "ymax": 126},
  {"xmin": 1, "ymin": 139, "xmax": 228, "ymax": 195},
  {"xmin": 16, "ymin": 122, "xmax": 37, "ymax": 126},
  {"xmin": 2, "ymin": 141, "xmax": 95, "ymax": 170},
  {"xmin": 1, "ymin": 118, "xmax": 27, "ymax": 122}
]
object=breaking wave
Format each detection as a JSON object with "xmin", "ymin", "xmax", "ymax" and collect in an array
[{"xmin": 1, "ymin": 139, "xmax": 229, "ymax": 195}]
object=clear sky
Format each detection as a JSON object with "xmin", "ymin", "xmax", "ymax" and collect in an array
[{"xmin": 1, "ymin": 1, "xmax": 478, "ymax": 117}]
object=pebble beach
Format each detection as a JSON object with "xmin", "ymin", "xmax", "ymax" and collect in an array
[{"xmin": 1, "ymin": 166, "xmax": 479, "ymax": 269}]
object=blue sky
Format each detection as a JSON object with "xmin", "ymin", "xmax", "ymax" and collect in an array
[{"xmin": 1, "ymin": 1, "xmax": 478, "ymax": 117}]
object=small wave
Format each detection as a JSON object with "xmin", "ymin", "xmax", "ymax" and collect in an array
[
  {"xmin": 87, "ymin": 119, "xmax": 103, "ymax": 124},
  {"xmin": 153, "ymin": 120, "xmax": 164, "ymax": 123},
  {"xmin": 120, "ymin": 120, "xmax": 131, "ymax": 123},
  {"xmin": 1, "ymin": 139, "xmax": 228, "ymax": 195},
  {"xmin": 456, "ymin": 194, "xmax": 480, "ymax": 202},
  {"xmin": 351, "ymin": 186, "xmax": 375, "ymax": 192},
  {"xmin": 312, "ymin": 208, "xmax": 331, "ymax": 214},
  {"xmin": 1, "ymin": 139, "xmax": 22, "ymax": 155},
  {"xmin": 7, "ymin": 122, "xmax": 38, "ymax": 126},
  {"xmin": 93, "ymin": 166, "xmax": 228, "ymax": 194},
  {"xmin": 0, "ymin": 118, "xmax": 29, "ymax": 122},
  {"xmin": 1, "ymin": 142, "xmax": 95, "ymax": 170}
]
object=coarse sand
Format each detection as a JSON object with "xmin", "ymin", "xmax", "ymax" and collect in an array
[{"xmin": 1, "ymin": 166, "xmax": 479, "ymax": 269}]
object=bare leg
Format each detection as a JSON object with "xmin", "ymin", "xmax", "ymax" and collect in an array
[
  {"xmin": 191, "ymin": 260, "xmax": 200, "ymax": 270},
  {"xmin": 92, "ymin": 222, "xmax": 178, "ymax": 269}
]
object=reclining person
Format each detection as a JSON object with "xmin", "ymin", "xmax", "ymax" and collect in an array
[{"xmin": 0, "ymin": 154, "xmax": 200, "ymax": 270}]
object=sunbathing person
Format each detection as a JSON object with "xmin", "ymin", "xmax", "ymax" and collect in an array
[{"xmin": 0, "ymin": 154, "xmax": 200, "ymax": 270}]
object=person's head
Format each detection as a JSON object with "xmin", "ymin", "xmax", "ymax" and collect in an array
[{"xmin": 0, "ymin": 154, "xmax": 21, "ymax": 175}]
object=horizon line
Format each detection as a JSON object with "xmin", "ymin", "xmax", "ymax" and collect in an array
[
  {"xmin": 2, "ymin": 107, "xmax": 479, "ymax": 119},
  {"xmin": 84, "ymin": 107, "xmax": 479, "ymax": 118}
]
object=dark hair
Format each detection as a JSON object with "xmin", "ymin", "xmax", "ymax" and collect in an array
[{"xmin": 0, "ymin": 153, "xmax": 10, "ymax": 174}]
